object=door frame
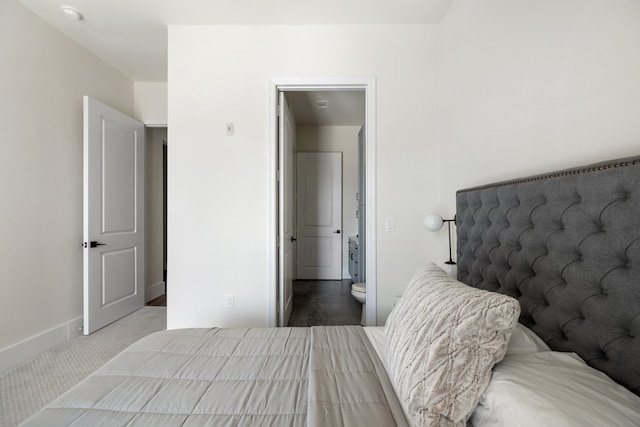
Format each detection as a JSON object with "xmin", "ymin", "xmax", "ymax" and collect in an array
[{"xmin": 267, "ymin": 77, "xmax": 377, "ymax": 326}]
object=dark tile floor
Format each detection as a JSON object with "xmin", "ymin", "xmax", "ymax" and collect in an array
[
  {"xmin": 147, "ymin": 294, "xmax": 167, "ymax": 306},
  {"xmin": 287, "ymin": 279, "xmax": 362, "ymax": 327}
]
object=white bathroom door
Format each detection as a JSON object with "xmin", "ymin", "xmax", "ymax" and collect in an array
[
  {"xmin": 83, "ymin": 96, "xmax": 145, "ymax": 335},
  {"xmin": 296, "ymin": 152, "xmax": 342, "ymax": 280},
  {"xmin": 278, "ymin": 92, "xmax": 295, "ymax": 327}
]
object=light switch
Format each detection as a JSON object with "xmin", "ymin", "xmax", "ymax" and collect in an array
[
  {"xmin": 385, "ymin": 217, "xmax": 396, "ymax": 232},
  {"xmin": 224, "ymin": 294, "xmax": 234, "ymax": 308}
]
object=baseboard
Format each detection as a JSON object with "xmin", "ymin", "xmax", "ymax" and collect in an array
[
  {"xmin": 0, "ymin": 315, "xmax": 83, "ymax": 375},
  {"xmin": 146, "ymin": 281, "xmax": 165, "ymax": 302}
]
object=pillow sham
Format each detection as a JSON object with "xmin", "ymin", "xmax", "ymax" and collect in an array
[
  {"xmin": 505, "ymin": 323, "xmax": 550, "ymax": 355},
  {"xmin": 471, "ymin": 351, "xmax": 640, "ymax": 427},
  {"xmin": 384, "ymin": 263, "xmax": 520, "ymax": 427}
]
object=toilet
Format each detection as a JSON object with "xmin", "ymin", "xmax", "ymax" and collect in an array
[{"xmin": 351, "ymin": 282, "xmax": 366, "ymax": 325}]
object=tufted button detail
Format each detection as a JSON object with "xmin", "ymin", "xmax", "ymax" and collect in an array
[
  {"xmin": 455, "ymin": 159, "xmax": 640, "ymax": 395},
  {"xmin": 598, "ymin": 282, "xmax": 608, "ymax": 296},
  {"xmin": 619, "ymin": 189, "xmax": 631, "ymax": 202}
]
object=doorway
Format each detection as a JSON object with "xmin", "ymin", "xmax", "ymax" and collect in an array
[
  {"xmin": 269, "ymin": 78, "xmax": 377, "ymax": 327},
  {"xmin": 145, "ymin": 127, "xmax": 168, "ymax": 307}
]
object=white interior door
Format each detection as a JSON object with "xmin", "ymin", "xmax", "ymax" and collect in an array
[
  {"xmin": 296, "ymin": 152, "xmax": 342, "ymax": 280},
  {"xmin": 278, "ymin": 92, "xmax": 295, "ymax": 327},
  {"xmin": 83, "ymin": 96, "xmax": 145, "ymax": 335}
]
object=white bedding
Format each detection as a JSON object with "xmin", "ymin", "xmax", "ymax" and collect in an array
[
  {"xmin": 19, "ymin": 327, "xmax": 409, "ymax": 427},
  {"xmin": 368, "ymin": 323, "xmax": 640, "ymax": 427},
  {"xmin": 363, "ymin": 326, "xmax": 385, "ymax": 363},
  {"xmin": 472, "ymin": 350, "xmax": 640, "ymax": 427}
]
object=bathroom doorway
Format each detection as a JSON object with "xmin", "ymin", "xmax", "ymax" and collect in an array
[{"xmin": 270, "ymin": 78, "xmax": 376, "ymax": 327}]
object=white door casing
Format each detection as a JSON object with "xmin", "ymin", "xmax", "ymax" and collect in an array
[
  {"xmin": 268, "ymin": 78, "xmax": 376, "ymax": 327},
  {"xmin": 296, "ymin": 152, "xmax": 342, "ymax": 280},
  {"xmin": 83, "ymin": 96, "xmax": 145, "ymax": 335},
  {"xmin": 278, "ymin": 92, "xmax": 295, "ymax": 327}
]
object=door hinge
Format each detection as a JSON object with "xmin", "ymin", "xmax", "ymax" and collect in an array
[
  {"xmin": 276, "ymin": 104, "xmax": 281, "ymax": 117},
  {"xmin": 276, "ymin": 237, "xmax": 280, "ymax": 248},
  {"xmin": 276, "ymin": 170, "xmax": 280, "ymax": 181}
]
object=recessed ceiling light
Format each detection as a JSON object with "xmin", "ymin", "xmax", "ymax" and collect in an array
[
  {"xmin": 315, "ymin": 100, "xmax": 329, "ymax": 108},
  {"xmin": 60, "ymin": 5, "xmax": 83, "ymax": 21}
]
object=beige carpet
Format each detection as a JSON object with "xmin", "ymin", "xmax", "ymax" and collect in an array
[{"xmin": 0, "ymin": 307, "xmax": 166, "ymax": 427}]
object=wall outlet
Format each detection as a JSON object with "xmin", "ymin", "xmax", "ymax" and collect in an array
[{"xmin": 224, "ymin": 294, "xmax": 234, "ymax": 308}]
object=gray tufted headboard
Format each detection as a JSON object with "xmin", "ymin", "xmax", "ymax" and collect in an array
[{"xmin": 456, "ymin": 155, "xmax": 640, "ymax": 395}]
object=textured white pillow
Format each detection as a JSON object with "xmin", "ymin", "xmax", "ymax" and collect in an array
[
  {"xmin": 505, "ymin": 324, "xmax": 550, "ymax": 355},
  {"xmin": 384, "ymin": 263, "xmax": 520, "ymax": 427},
  {"xmin": 471, "ymin": 351, "xmax": 640, "ymax": 427}
]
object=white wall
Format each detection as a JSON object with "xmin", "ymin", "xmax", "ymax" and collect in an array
[
  {"xmin": 168, "ymin": 25, "xmax": 441, "ymax": 327},
  {"xmin": 0, "ymin": 0, "xmax": 133, "ymax": 369},
  {"xmin": 134, "ymin": 82, "xmax": 168, "ymax": 126},
  {"xmin": 297, "ymin": 125, "xmax": 361, "ymax": 279},
  {"xmin": 439, "ymin": 0, "xmax": 640, "ymax": 222},
  {"xmin": 146, "ymin": 127, "xmax": 167, "ymax": 301}
]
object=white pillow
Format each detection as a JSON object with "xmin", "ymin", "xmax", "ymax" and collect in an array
[
  {"xmin": 384, "ymin": 263, "xmax": 520, "ymax": 427},
  {"xmin": 471, "ymin": 351, "xmax": 640, "ymax": 427},
  {"xmin": 505, "ymin": 323, "xmax": 550, "ymax": 355}
]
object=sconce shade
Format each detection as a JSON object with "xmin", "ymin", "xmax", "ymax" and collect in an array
[{"xmin": 424, "ymin": 214, "xmax": 444, "ymax": 231}]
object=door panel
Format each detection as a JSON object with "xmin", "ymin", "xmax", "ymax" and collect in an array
[
  {"xmin": 296, "ymin": 152, "xmax": 342, "ymax": 280},
  {"xmin": 278, "ymin": 92, "xmax": 295, "ymax": 327},
  {"xmin": 303, "ymin": 160, "xmax": 333, "ymax": 225},
  {"xmin": 83, "ymin": 96, "xmax": 145, "ymax": 335},
  {"xmin": 303, "ymin": 236, "xmax": 332, "ymax": 266},
  {"xmin": 102, "ymin": 248, "xmax": 137, "ymax": 306},
  {"xmin": 103, "ymin": 120, "xmax": 136, "ymax": 233}
]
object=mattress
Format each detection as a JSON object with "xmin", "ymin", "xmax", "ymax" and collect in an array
[{"xmin": 19, "ymin": 326, "xmax": 409, "ymax": 427}]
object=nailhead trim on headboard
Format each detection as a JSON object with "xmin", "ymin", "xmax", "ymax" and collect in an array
[
  {"xmin": 457, "ymin": 159, "xmax": 640, "ymax": 194},
  {"xmin": 456, "ymin": 155, "xmax": 640, "ymax": 396}
]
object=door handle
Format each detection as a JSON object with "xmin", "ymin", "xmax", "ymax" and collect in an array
[
  {"xmin": 290, "ymin": 236, "xmax": 297, "ymax": 242},
  {"xmin": 84, "ymin": 241, "xmax": 106, "ymax": 248},
  {"xmin": 333, "ymin": 230, "xmax": 341, "ymax": 234}
]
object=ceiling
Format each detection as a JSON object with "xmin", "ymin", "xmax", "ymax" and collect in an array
[
  {"xmin": 286, "ymin": 91, "xmax": 365, "ymax": 126},
  {"xmin": 18, "ymin": 0, "xmax": 454, "ymax": 82},
  {"xmin": 18, "ymin": 0, "xmax": 452, "ymax": 126}
]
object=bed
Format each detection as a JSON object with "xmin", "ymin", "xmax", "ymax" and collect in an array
[{"xmin": 20, "ymin": 156, "xmax": 640, "ymax": 427}]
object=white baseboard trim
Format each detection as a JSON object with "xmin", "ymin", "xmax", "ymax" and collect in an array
[
  {"xmin": 146, "ymin": 281, "xmax": 165, "ymax": 302},
  {"xmin": 0, "ymin": 315, "xmax": 83, "ymax": 375}
]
